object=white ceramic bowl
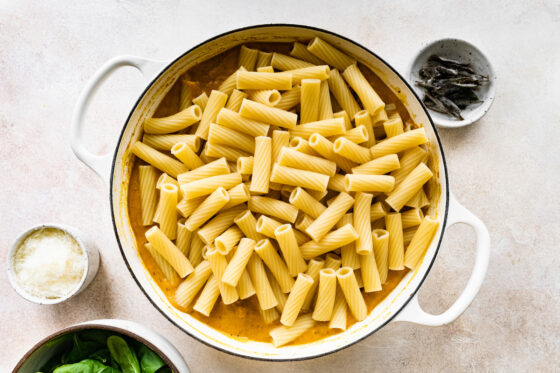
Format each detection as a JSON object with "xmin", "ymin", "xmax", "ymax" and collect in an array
[
  {"xmin": 407, "ymin": 38, "xmax": 496, "ymax": 128},
  {"xmin": 12, "ymin": 319, "xmax": 190, "ymax": 373},
  {"xmin": 7, "ymin": 223, "xmax": 100, "ymax": 305},
  {"xmin": 70, "ymin": 25, "xmax": 491, "ymax": 360}
]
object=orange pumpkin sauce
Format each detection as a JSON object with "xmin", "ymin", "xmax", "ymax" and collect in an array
[{"xmin": 128, "ymin": 42, "xmax": 415, "ymax": 345}]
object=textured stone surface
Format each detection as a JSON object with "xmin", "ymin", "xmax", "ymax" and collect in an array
[{"xmin": 1, "ymin": 1, "xmax": 559, "ymax": 372}]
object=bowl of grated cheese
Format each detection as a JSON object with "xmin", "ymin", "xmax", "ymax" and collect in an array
[{"xmin": 7, "ymin": 223, "xmax": 99, "ymax": 304}]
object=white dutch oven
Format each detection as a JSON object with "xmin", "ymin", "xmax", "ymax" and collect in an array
[{"xmin": 71, "ymin": 25, "xmax": 490, "ymax": 361}]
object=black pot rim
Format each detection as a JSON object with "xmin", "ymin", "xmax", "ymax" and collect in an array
[{"xmin": 109, "ymin": 23, "xmax": 450, "ymax": 362}]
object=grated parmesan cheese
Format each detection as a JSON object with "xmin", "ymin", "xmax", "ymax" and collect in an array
[{"xmin": 13, "ymin": 228, "xmax": 86, "ymax": 299}]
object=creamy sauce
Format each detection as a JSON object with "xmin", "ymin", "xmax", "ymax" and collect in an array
[{"xmin": 128, "ymin": 42, "xmax": 430, "ymax": 344}]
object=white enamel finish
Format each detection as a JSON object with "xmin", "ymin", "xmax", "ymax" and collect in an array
[
  {"xmin": 71, "ymin": 25, "xmax": 490, "ymax": 360},
  {"xmin": 393, "ymin": 193, "xmax": 490, "ymax": 325},
  {"xmin": 70, "ymin": 55, "xmax": 168, "ymax": 185}
]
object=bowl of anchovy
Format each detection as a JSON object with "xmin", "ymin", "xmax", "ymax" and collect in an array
[{"xmin": 407, "ymin": 38, "xmax": 495, "ymax": 128}]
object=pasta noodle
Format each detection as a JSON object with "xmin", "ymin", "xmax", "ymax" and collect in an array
[
  {"xmin": 281, "ymin": 273, "xmax": 314, "ymax": 326},
  {"xmin": 271, "ymin": 130, "xmax": 290, "ymax": 162},
  {"xmin": 236, "ymin": 157, "xmax": 254, "ymax": 174},
  {"xmin": 188, "ymin": 236, "xmax": 205, "ymax": 267},
  {"xmin": 300, "ymin": 78, "xmax": 321, "ymax": 123},
  {"xmin": 307, "ymin": 37, "xmax": 355, "ymax": 71},
  {"xmin": 295, "ymin": 213, "xmax": 314, "ymax": 232},
  {"xmin": 192, "ymin": 92, "xmax": 209, "ymax": 111},
  {"xmin": 305, "ymin": 192, "xmax": 354, "ymax": 242},
  {"xmin": 238, "ymin": 45, "xmax": 259, "ymax": 70},
  {"xmin": 197, "ymin": 205, "xmax": 246, "ymax": 245},
  {"xmin": 301, "ymin": 258, "xmax": 325, "ymax": 311},
  {"xmin": 234, "ymin": 210, "xmax": 264, "ymax": 241},
  {"xmin": 290, "ymin": 117, "xmax": 346, "ymax": 139},
  {"xmin": 158, "ymin": 183, "xmax": 178, "ymax": 240},
  {"xmin": 372, "ymin": 229, "xmax": 389, "ymax": 284},
  {"xmin": 274, "ymin": 224, "xmax": 308, "ymax": 276},
  {"xmin": 354, "ymin": 110, "xmax": 376, "ymax": 147},
  {"xmin": 138, "ymin": 166, "xmax": 159, "ymax": 225},
  {"xmin": 145, "ymin": 243, "xmax": 180, "ymax": 285},
  {"xmin": 308, "ymin": 133, "xmax": 356, "ymax": 173},
  {"xmin": 177, "ymin": 157, "xmax": 230, "ymax": 185},
  {"xmin": 329, "ymin": 288, "xmax": 347, "ymax": 330},
  {"xmin": 385, "ymin": 213, "xmax": 404, "ymax": 270},
  {"xmin": 240, "ymin": 99, "xmax": 297, "ymax": 129},
  {"xmin": 145, "ymin": 226, "xmax": 193, "ymax": 278},
  {"xmin": 275, "ymin": 85, "xmax": 301, "ymax": 111},
  {"xmin": 334, "ymin": 125, "xmax": 368, "ymax": 144},
  {"xmin": 222, "ymin": 183, "xmax": 250, "ymax": 209},
  {"xmin": 351, "ymin": 154, "xmax": 400, "ymax": 175},
  {"xmin": 324, "ymin": 253, "xmax": 342, "ymax": 270},
  {"xmin": 222, "ymin": 238, "xmax": 256, "ymax": 286},
  {"xmin": 354, "ymin": 193, "xmax": 373, "ymax": 255},
  {"xmin": 300, "ymin": 224, "xmax": 359, "ymax": 259},
  {"xmin": 237, "ymin": 71, "xmax": 292, "ymax": 90},
  {"xmin": 208, "ymin": 123, "xmax": 255, "ymax": 153},
  {"xmin": 131, "ymin": 142, "xmax": 188, "ymax": 178},
  {"xmin": 327, "ymin": 69, "xmax": 360, "ymax": 118},
  {"xmin": 185, "ymin": 187, "xmax": 230, "ymax": 231},
  {"xmin": 278, "ymin": 147, "xmax": 337, "ymax": 177},
  {"xmin": 225, "ymin": 89, "xmax": 248, "ymax": 112},
  {"xmin": 216, "ymin": 108, "xmax": 270, "ymax": 137},
  {"xmin": 204, "ymin": 142, "xmax": 251, "ymax": 162},
  {"xmin": 289, "ymin": 187, "xmax": 326, "ymax": 219},
  {"xmin": 176, "ymin": 196, "xmax": 205, "ymax": 218},
  {"xmin": 193, "ymin": 274, "xmax": 220, "ymax": 316},
  {"xmin": 247, "ymin": 253, "xmax": 278, "ymax": 310},
  {"xmin": 142, "ymin": 134, "xmax": 200, "ymax": 152},
  {"xmin": 270, "ymin": 314, "xmax": 315, "ymax": 347},
  {"xmin": 215, "ymin": 226, "xmax": 243, "ymax": 255},
  {"xmin": 336, "ymin": 267, "xmax": 367, "ymax": 321},
  {"xmin": 256, "ymin": 51, "xmax": 273, "ymax": 68},
  {"xmin": 385, "ymin": 163, "xmax": 433, "ymax": 211},
  {"xmin": 333, "ymin": 137, "xmax": 372, "ymax": 164},
  {"xmin": 171, "ymin": 142, "xmax": 204, "ymax": 170},
  {"xmin": 338, "ymin": 213, "xmax": 360, "ymax": 269},
  {"xmin": 176, "ymin": 221, "xmax": 192, "ymax": 256},
  {"xmin": 255, "ymin": 239, "xmax": 294, "ymax": 293},
  {"xmin": 249, "ymin": 89, "xmax": 282, "ymax": 107},
  {"xmin": 174, "ymin": 260, "xmax": 212, "ymax": 307},
  {"xmin": 250, "ymin": 136, "xmax": 272, "ymax": 194},
  {"xmin": 271, "ymin": 52, "xmax": 314, "ymax": 70},
  {"xmin": 218, "ymin": 67, "xmax": 245, "ymax": 96},
  {"xmin": 206, "ymin": 247, "xmax": 239, "ymax": 304},
  {"xmin": 195, "ymin": 90, "xmax": 228, "ymax": 140},
  {"xmin": 270, "ymin": 164, "xmax": 329, "ymax": 192},
  {"xmin": 181, "ymin": 173, "xmax": 242, "ymax": 200},
  {"xmin": 291, "ymin": 42, "xmax": 325, "ymax": 65},
  {"xmin": 343, "ymin": 64, "xmax": 385, "ymax": 116},
  {"xmin": 144, "ymin": 105, "xmax": 202, "ymax": 134},
  {"xmin": 312, "ymin": 268, "xmax": 337, "ymax": 321},
  {"xmin": 370, "ymin": 128, "xmax": 428, "ymax": 158},
  {"xmin": 249, "ymin": 196, "xmax": 299, "ymax": 223},
  {"xmin": 344, "ymin": 174, "xmax": 395, "ymax": 193},
  {"xmin": 401, "ymin": 208, "xmax": 424, "ymax": 228},
  {"xmin": 318, "ymin": 81, "xmax": 334, "ymax": 120},
  {"xmin": 404, "ymin": 216, "xmax": 439, "ymax": 269},
  {"xmin": 370, "ymin": 201, "xmax": 387, "ymax": 222}
]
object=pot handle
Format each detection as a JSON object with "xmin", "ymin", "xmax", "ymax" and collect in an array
[
  {"xmin": 71, "ymin": 55, "xmax": 168, "ymax": 185},
  {"xmin": 393, "ymin": 192, "xmax": 490, "ymax": 326}
]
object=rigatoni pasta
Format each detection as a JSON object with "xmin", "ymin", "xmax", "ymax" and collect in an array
[{"xmin": 128, "ymin": 38, "xmax": 440, "ymax": 347}]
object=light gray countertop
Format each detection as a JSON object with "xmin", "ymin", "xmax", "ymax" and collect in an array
[{"xmin": 1, "ymin": 1, "xmax": 559, "ymax": 371}]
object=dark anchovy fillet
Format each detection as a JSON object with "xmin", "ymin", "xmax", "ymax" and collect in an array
[{"xmin": 416, "ymin": 54, "xmax": 488, "ymax": 120}]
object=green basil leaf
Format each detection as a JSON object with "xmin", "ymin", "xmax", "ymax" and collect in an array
[
  {"xmin": 137, "ymin": 345, "xmax": 166, "ymax": 373},
  {"xmin": 107, "ymin": 336, "xmax": 141, "ymax": 373}
]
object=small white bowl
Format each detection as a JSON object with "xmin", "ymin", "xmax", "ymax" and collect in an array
[
  {"xmin": 7, "ymin": 223, "xmax": 100, "ymax": 305},
  {"xmin": 407, "ymin": 38, "xmax": 496, "ymax": 128},
  {"xmin": 12, "ymin": 319, "xmax": 191, "ymax": 373}
]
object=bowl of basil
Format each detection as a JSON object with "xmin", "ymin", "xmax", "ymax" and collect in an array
[{"xmin": 12, "ymin": 319, "xmax": 190, "ymax": 373}]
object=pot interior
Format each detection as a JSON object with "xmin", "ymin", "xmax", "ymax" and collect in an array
[{"xmin": 110, "ymin": 25, "xmax": 449, "ymax": 360}]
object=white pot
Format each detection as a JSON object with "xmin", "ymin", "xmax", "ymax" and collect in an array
[
  {"xmin": 13, "ymin": 319, "xmax": 190, "ymax": 372},
  {"xmin": 71, "ymin": 24, "xmax": 490, "ymax": 361}
]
